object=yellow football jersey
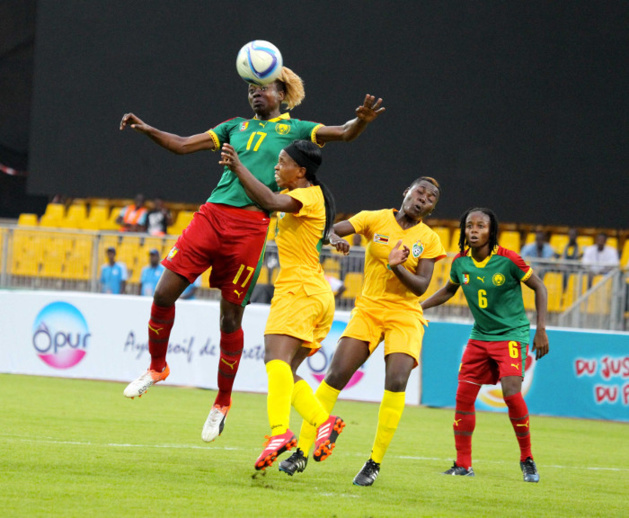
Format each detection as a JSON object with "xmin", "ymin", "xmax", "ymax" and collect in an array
[
  {"xmin": 274, "ymin": 185, "xmax": 329, "ymax": 296},
  {"xmin": 348, "ymin": 209, "xmax": 446, "ymax": 310}
]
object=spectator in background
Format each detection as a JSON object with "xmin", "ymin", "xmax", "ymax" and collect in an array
[
  {"xmin": 520, "ymin": 230, "xmax": 557, "ymax": 260},
  {"xmin": 140, "ymin": 249, "xmax": 165, "ymax": 296},
  {"xmin": 582, "ymin": 232, "xmax": 619, "ymax": 275},
  {"xmin": 562, "ymin": 227, "xmax": 582, "ymax": 261},
  {"xmin": 116, "ymin": 193, "xmax": 148, "ymax": 232},
  {"xmin": 146, "ymin": 196, "xmax": 173, "ymax": 236},
  {"xmin": 180, "ymin": 275, "xmax": 202, "ymax": 300},
  {"xmin": 100, "ymin": 247, "xmax": 128, "ymax": 294}
]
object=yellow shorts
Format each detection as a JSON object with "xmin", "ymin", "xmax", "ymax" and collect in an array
[
  {"xmin": 264, "ymin": 285, "xmax": 335, "ymax": 351},
  {"xmin": 342, "ymin": 305, "xmax": 426, "ymax": 365}
]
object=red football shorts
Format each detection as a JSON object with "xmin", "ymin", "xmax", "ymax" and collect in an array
[
  {"xmin": 162, "ymin": 203, "xmax": 269, "ymax": 306},
  {"xmin": 458, "ymin": 339, "xmax": 528, "ymax": 385}
]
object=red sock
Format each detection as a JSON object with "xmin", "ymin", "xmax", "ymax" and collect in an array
[
  {"xmin": 148, "ymin": 303, "xmax": 175, "ymax": 372},
  {"xmin": 215, "ymin": 328, "xmax": 244, "ymax": 407},
  {"xmin": 504, "ymin": 392, "xmax": 533, "ymax": 461},
  {"xmin": 453, "ymin": 382, "xmax": 481, "ymax": 469}
]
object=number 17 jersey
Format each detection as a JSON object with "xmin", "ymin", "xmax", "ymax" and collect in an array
[{"xmin": 206, "ymin": 113, "xmax": 322, "ymax": 208}]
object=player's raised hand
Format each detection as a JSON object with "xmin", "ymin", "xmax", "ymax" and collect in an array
[
  {"xmin": 388, "ymin": 240, "xmax": 409, "ymax": 267},
  {"xmin": 219, "ymin": 143, "xmax": 243, "ymax": 172},
  {"xmin": 120, "ymin": 113, "xmax": 149, "ymax": 132},
  {"xmin": 355, "ymin": 94, "xmax": 385, "ymax": 123}
]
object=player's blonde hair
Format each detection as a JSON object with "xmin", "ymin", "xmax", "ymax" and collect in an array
[{"xmin": 277, "ymin": 66, "xmax": 305, "ymax": 110}]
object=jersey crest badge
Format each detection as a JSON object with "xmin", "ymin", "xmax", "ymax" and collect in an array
[
  {"xmin": 462, "ymin": 273, "xmax": 470, "ymax": 284},
  {"xmin": 412, "ymin": 241, "xmax": 424, "ymax": 258},
  {"xmin": 275, "ymin": 123, "xmax": 291, "ymax": 135},
  {"xmin": 240, "ymin": 121, "xmax": 249, "ymax": 131},
  {"xmin": 374, "ymin": 234, "xmax": 389, "ymax": 244},
  {"xmin": 492, "ymin": 273, "xmax": 506, "ymax": 286}
]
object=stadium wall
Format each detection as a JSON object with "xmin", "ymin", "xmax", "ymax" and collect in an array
[
  {"xmin": 0, "ymin": 290, "xmax": 419, "ymax": 405},
  {"xmin": 2, "ymin": 290, "xmax": 628, "ymax": 421},
  {"xmin": 421, "ymin": 321, "xmax": 629, "ymax": 423}
]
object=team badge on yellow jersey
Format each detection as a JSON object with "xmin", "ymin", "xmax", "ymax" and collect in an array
[
  {"xmin": 374, "ymin": 234, "xmax": 389, "ymax": 244},
  {"xmin": 412, "ymin": 242, "xmax": 425, "ymax": 258}
]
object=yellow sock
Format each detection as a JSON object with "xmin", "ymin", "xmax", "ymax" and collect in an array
[
  {"xmin": 292, "ymin": 379, "xmax": 329, "ymax": 428},
  {"xmin": 266, "ymin": 359, "xmax": 293, "ymax": 436},
  {"xmin": 371, "ymin": 390, "xmax": 405, "ymax": 464},
  {"xmin": 297, "ymin": 380, "xmax": 340, "ymax": 454}
]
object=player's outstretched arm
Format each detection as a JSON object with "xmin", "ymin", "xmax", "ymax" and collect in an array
[
  {"xmin": 120, "ymin": 112, "xmax": 215, "ymax": 154},
  {"xmin": 329, "ymin": 221, "xmax": 357, "ymax": 254},
  {"xmin": 524, "ymin": 273, "xmax": 549, "ymax": 359},
  {"xmin": 421, "ymin": 280, "xmax": 459, "ymax": 310},
  {"xmin": 316, "ymin": 95, "xmax": 385, "ymax": 144},
  {"xmin": 219, "ymin": 144, "xmax": 301, "ymax": 213}
]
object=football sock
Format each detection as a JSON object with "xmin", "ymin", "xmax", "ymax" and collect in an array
[
  {"xmin": 291, "ymin": 379, "xmax": 329, "ymax": 428},
  {"xmin": 371, "ymin": 390, "xmax": 405, "ymax": 464},
  {"xmin": 453, "ymin": 381, "xmax": 481, "ymax": 469},
  {"xmin": 504, "ymin": 392, "xmax": 533, "ymax": 461},
  {"xmin": 214, "ymin": 328, "xmax": 244, "ymax": 407},
  {"xmin": 147, "ymin": 303, "xmax": 175, "ymax": 372},
  {"xmin": 297, "ymin": 380, "xmax": 340, "ymax": 454},
  {"xmin": 266, "ymin": 360, "xmax": 293, "ymax": 436}
]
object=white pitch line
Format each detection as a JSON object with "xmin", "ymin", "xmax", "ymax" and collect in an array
[{"xmin": 4, "ymin": 436, "xmax": 629, "ymax": 473}]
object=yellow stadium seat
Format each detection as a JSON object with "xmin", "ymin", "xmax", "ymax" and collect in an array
[
  {"xmin": 65, "ymin": 236, "xmax": 93, "ymax": 280},
  {"xmin": 620, "ymin": 239, "xmax": 629, "ymax": 269},
  {"xmin": 576, "ymin": 236, "xmax": 594, "ymax": 249},
  {"xmin": 499, "ymin": 230, "xmax": 521, "ymax": 251},
  {"xmin": 562, "ymin": 273, "xmax": 588, "ymax": 311},
  {"xmin": 322, "ymin": 257, "xmax": 341, "ymax": 278},
  {"xmin": 449, "ymin": 229, "xmax": 461, "ymax": 253},
  {"xmin": 542, "ymin": 272, "xmax": 564, "ymax": 313},
  {"xmin": 17, "ymin": 213, "xmax": 38, "ymax": 226},
  {"xmin": 521, "ymin": 282, "xmax": 535, "ymax": 311},
  {"xmin": 168, "ymin": 210, "xmax": 195, "ymax": 235},
  {"xmin": 63, "ymin": 204, "xmax": 88, "ymax": 229},
  {"xmin": 83, "ymin": 205, "xmax": 110, "ymax": 230},
  {"xmin": 586, "ymin": 275, "xmax": 612, "ymax": 315},
  {"xmin": 43, "ymin": 203, "xmax": 66, "ymax": 220},
  {"xmin": 342, "ymin": 272, "xmax": 363, "ymax": 300},
  {"xmin": 432, "ymin": 226, "xmax": 450, "ymax": 251},
  {"xmin": 549, "ymin": 234, "xmax": 569, "ymax": 255}
]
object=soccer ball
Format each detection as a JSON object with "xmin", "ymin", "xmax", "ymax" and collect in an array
[{"xmin": 236, "ymin": 40, "xmax": 283, "ymax": 85}]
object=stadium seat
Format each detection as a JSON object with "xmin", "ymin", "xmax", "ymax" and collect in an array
[
  {"xmin": 542, "ymin": 272, "xmax": 564, "ymax": 313},
  {"xmin": 576, "ymin": 235, "xmax": 594, "ymax": 249},
  {"xmin": 168, "ymin": 210, "xmax": 195, "ymax": 235},
  {"xmin": 83, "ymin": 205, "xmax": 111, "ymax": 230},
  {"xmin": 448, "ymin": 229, "xmax": 461, "ymax": 253},
  {"xmin": 322, "ymin": 257, "xmax": 341, "ymax": 278},
  {"xmin": 342, "ymin": 272, "xmax": 363, "ymax": 300},
  {"xmin": 562, "ymin": 273, "xmax": 588, "ymax": 311},
  {"xmin": 17, "ymin": 213, "xmax": 38, "ymax": 226},
  {"xmin": 620, "ymin": 239, "xmax": 629, "ymax": 268},
  {"xmin": 499, "ymin": 230, "xmax": 521, "ymax": 251},
  {"xmin": 63, "ymin": 204, "xmax": 88, "ymax": 229},
  {"xmin": 586, "ymin": 275, "xmax": 612, "ymax": 315},
  {"xmin": 432, "ymin": 226, "xmax": 450, "ymax": 251},
  {"xmin": 549, "ymin": 234, "xmax": 569, "ymax": 255}
]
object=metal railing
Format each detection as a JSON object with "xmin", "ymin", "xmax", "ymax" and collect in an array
[{"xmin": 1, "ymin": 224, "xmax": 627, "ymax": 330}]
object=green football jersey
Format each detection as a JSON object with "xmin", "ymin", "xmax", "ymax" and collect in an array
[
  {"xmin": 450, "ymin": 246, "xmax": 533, "ymax": 343},
  {"xmin": 206, "ymin": 113, "xmax": 322, "ymax": 208}
]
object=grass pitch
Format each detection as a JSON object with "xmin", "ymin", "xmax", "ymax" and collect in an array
[{"xmin": 2, "ymin": 374, "xmax": 627, "ymax": 517}]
